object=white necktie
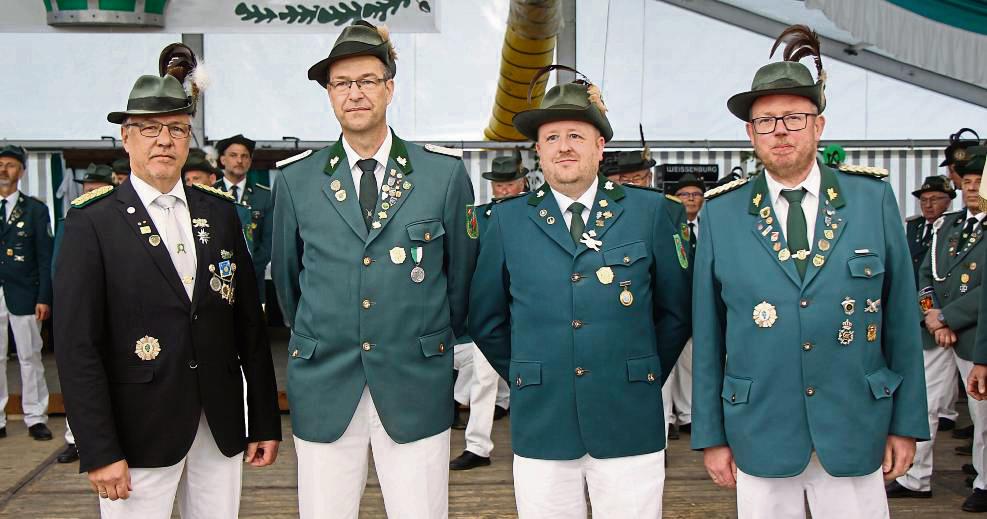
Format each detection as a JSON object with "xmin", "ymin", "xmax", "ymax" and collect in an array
[{"xmin": 153, "ymin": 194, "xmax": 196, "ymax": 300}]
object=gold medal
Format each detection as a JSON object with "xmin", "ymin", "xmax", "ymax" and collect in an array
[
  {"xmin": 4, "ymin": 249, "xmax": 11, "ymax": 257},
  {"xmin": 867, "ymin": 323, "xmax": 877, "ymax": 342},
  {"xmin": 812, "ymin": 254, "xmax": 825, "ymax": 267},
  {"xmin": 619, "ymin": 281, "xmax": 634, "ymax": 307},
  {"xmin": 596, "ymin": 266, "xmax": 614, "ymax": 285},
  {"xmin": 778, "ymin": 249, "xmax": 791, "ymax": 261},
  {"xmin": 759, "ymin": 207, "xmax": 771, "ymax": 219},
  {"xmin": 149, "ymin": 235, "xmax": 161, "ymax": 247},
  {"xmin": 390, "ymin": 246, "xmax": 407, "ymax": 264},
  {"xmin": 765, "ymin": 217, "xmax": 774, "ymax": 225},
  {"xmin": 134, "ymin": 336, "xmax": 161, "ymax": 361},
  {"xmin": 824, "ymin": 229, "xmax": 834, "ymax": 240},
  {"xmin": 752, "ymin": 301, "xmax": 778, "ymax": 328},
  {"xmin": 962, "ymin": 273, "xmax": 971, "ymax": 283},
  {"xmin": 818, "ymin": 239, "xmax": 830, "ymax": 251},
  {"xmin": 335, "ymin": 190, "xmax": 347, "ymax": 202}
]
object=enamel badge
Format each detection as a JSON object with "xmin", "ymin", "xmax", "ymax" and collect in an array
[
  {"xmin": 390, "ymin": 246, "xmax": 407, "ymax": 264},
  {"xmin": 752, "ymin": 301, "xmax": 778, "ymax": 328},
  {"xmin": 596, "ymin": 266, "xmax": 614, "ymax": 285},
  {"xmin": 135, "ymin": 336, "xmax": 161, "ymax": 361}
]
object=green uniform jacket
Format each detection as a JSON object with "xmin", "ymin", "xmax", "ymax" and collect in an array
[
  {"xmin": 213, "ymin": 180, "xmax": 272, "ymax": 299},
  {"xmin": 272, "ymin": 132, "xmax": 477, "ymax": 444},
  {"xmin": 906, "ymin": 215, "xmax": 933, "ymax": 286},
  {"xmin": 469, "ymin": 177, "xmax": 692, "ymax": 460},
  {"xmin": 691, "ymin": 162, "xmax": 929, "ymax": 478},
  {"xmin": 0, "ymin": 193, "xmax": 53, "ymax": 315},
  {"xmin": 918, "ymin": 211, "xmax": 985, "ymax": 359}
]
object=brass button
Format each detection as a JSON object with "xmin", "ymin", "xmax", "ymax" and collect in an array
[
  {"xmin": 424, "ymin": 232, "xmax": 432, "ymax": 242},
  {"xmin": 572, "ymin": 320, "xmax": 583, "ymax": 329},
  {"xmin": 864, "ymin": 267, "xmax": 873, "ymax": 277},
  {"xmin": 806, "ymin": 386, "xmax": 815, "ymax": 397},
  {"xmin": 438, "ymin": 343, "xmax": 445, "ymax": 353},
  {"xmin": 800, "ymin": 299, "xmax": 809, "ymax": 308},
  {"xmin": 647, "ymin": 372, "xmax": 656, "ymax": 383},
  {"xmin": 730, "ymin": 394, "xmax": 736, "ymax": 403},
  {"xmin": 802, "ymin": 342, "xmax": 813, "ymax": 351},
  {"xmin": 362, "ymin": 342, "xmax": 372, "ymax": 352},
  {"xmin": 361, "ymin": 299, "xmax": 372, "ymax": 309},
  {"xmin": 623, "ymin": 256, "xmax": 631, "ymax": 264},
  {"xmin": 291, "ymin": 349, "xmax": 299, "ymax": 358},
  {"xmin": 575, "ymin": 367, "xmax": 587, "ymax": 376},
  {"xmin": 363, "ymin": 256, "xmax": 372, "ymax": 266},
  {"xmin": 571, "ymin": 273, "xmax": 582, "ymax": 282}
]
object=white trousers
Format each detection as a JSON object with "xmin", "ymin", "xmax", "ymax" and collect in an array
[
  {"xmin": 295, "ymin": 387, "xmax": 450, "ymax": 519},
  {"xmin": 662, "ymin": 338, "xmax": 693, "ymax": 425},
  {"xmin": 957, "ymin": 354, "xmax": 987, "ymax": 490},
  {"xmin": 99, "ymin": 413, "xmax": 243, "ymax": 519},
  {"xmin": 496, "ymin": 378, "xmax": 510, "ymax": 409},
  {"xmin": 737, "ymin": 454, "xmax": 888, "ymax": 519},
  {"xmin": 65, "ymin": 417, "xmax": 74, "ymax": 444},
  {"xmin": 513, "ymin": 451, "xmax": 665, "ymax": 519},
  {"xmin": 898, "ymin": 345, "xmax": 981, "ymax": 491},
  {"xmin": 452, "ymin": 342, "xmax": 497, "ymax": 457},
  {"xmin": 0, "ymin": 289, "xmax": 47, "ymax": 428}
]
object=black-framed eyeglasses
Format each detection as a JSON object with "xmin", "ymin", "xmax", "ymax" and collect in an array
[
  {"xmin": 750, "ymin": 113, "xmax": 817, "ymax": 135},
  {"xmin": 124, "ymin": 122, "xmax": 192, "ymax": 139},
  {"xmin": 328, "ymin": 77, "xmax": 388, "ymax": 94}
]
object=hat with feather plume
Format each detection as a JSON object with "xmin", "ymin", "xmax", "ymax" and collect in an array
[
  {"xmin": 512, "ymin": 65, "xmax": 613, "ymax": 142},
  {"xmin": 108, "ymin": 43, "xmax": 206, "ymax": 124},
  {"xmin": 308, "ymin": 20, "xmax": 397, "ymax": 87}
]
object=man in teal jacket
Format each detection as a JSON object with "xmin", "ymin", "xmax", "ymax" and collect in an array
[
  {"xmin": 271, "ymin": 20, "xmax": 476, "ymax": 519},
  {"xmin": 691, "ymin": 25, "xmax": 928, "ymax": 518},
  {"xmin": 469, "ymin": 71, "xmax": 691, "ymax": 518}
]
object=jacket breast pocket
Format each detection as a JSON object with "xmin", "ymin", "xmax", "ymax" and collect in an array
[
  {"xmin": 406, "ymin": 219, "xmax": 446, "ymax": 244},
  {"xmin": 109, "ymin": 365, "xmax": 154, "ymax": 384},
  {"xmin": 288, "ymin": 331, "xmax": 319, "ymax": 360},
  {"xmin": 602, "ymin": 241, "xmax": 647, "ymax": 267},
  {"xmin": 847, "ymin": 253, "xmax": 885, "ymax": 279}
]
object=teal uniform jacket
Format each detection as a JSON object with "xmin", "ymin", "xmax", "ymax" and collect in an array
[
  {"xmin": 691, "ymin": 162, "xmax": 929, "ymax": 478},
  {"xmin": 918, "ymin": 210, "xmax": 986, "ymax": 360},
  {"xmin": 906, "ymin": 215, "xmax": 933, "ymax": 286},
  {"xmin": 469, "ymin": 176, "xmax": 692, "ymax": 460},
  {"xmin": 0, "ymin": 193, "xmax": 53, "ymax": 315},
  {"xmin": 272, "ymin": 132, "xmax": 477, "ymax": 444}
]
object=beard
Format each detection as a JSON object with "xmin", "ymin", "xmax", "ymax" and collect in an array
[{"xmin": 760, "ymin": 142, "xmax": 817, "ymax": 182}]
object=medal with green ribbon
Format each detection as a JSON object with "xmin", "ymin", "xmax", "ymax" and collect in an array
[{"xmin": 410, "ymin": 246, "xmax": 425, "ymax": 283}]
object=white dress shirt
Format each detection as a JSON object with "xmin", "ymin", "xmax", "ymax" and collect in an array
[
  {"xmin": 130, "ymin": 174, "xmax": 198, "ymax": 273},
  {"xmin": 0, "ymin": 191, "xmax": 19, "ymax": 223},
  {"xmin": 343, "ymin": 130, "xmax": 392, "ymax": 199},
  {"xmin": 764, "ymin": 162, "xmax": 821, "ymax": 246},
  {"xmin": 551, "ymin": 177, "xmax": 598, "ymax": 231},
  {"xmin": 222, "ymin": 177, "xmax": 247, "ymax": 204}
]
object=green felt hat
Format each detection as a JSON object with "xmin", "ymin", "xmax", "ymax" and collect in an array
[
  {"xmin": 308, "ymin": 20, "xmax": 397, "ymax": 87},
  {"xmin": 513, "ymin": 81, "xmax": 613, "ymax": 142},
  {"xmin": 599, "ymin": 151, "xmax": 655, "ymax": 177},
  {"xmin": 76, "ymin": 163, "xmax": 114, "ymax": 185},
  {"xmin": 108, "ymin": 43, "xmax": 199, "ymax": 124},
  {"xmin": 182, "ymin": 151, "xmax": 220, "ymax": 177},
  {"xmin": 215, "ymin": 134, "xmax": 256, "ymax": 156},
  {"xmin": 727, "ymin": 25, "xmax": 827, "ymax": 121},
  {"xmin": 941, "ymin": 128, "xmax": 980, "ymax": 167},
  {"xmin": 111, "ymin": 157, "xmax": 131, "ymax": 175},
  {"xmin": 956, "ymin": 146, "xmax": 986, "ymax": 176},
  {"xmin": 483, "ymin": 149, "xmax": 529, "ymax": 181},
  {"xmin": 912, "ymin": 175, "xmax": 956, "ymax": 199},
  {"xmin": 0, "ymin": 145, "xmax": 27, "ymax": 166},
  {"xmin": 672, "ymin": 173, "xmax": 706, "ymax": 194}
]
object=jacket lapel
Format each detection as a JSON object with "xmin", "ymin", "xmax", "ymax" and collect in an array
[
  {"xmin": 574, "ymin": 176, "xmax": 625, "ymax": 260},
  {"xmin": 367, "ymin": 133, "xmax": 415, "ymax": 246},
  {"xmin": 527, "ymin": 186, "xmax": 575, "ymax": 255},
  {"xmin": 802, "ymin": 164, "xmax": 848, "ymax": 288},
  {"xmin": 948, "ymin": 216, "xmax": 985, "ymax": 269},
  {"xmin": 747, "ymin": 173, "xmax": 802, "ymax": 287},
  {"xmin": 0, "ymin": 195, "xmax": 24, "ymax": 240},
  {"xmin": 115, "ymin": 181, "xmax": 190, "ymax": 305},
  {"xmin": 186, "ymin": 188, "xmax": 213, "ymax": 311},
  {"xmin": 322, "ymin": 140, "xmax": 368, "ymax": 242}
]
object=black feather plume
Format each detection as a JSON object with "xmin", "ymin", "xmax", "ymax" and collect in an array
[{"xmin": 526, "ymin": 64, "xmax": 586, "ymax": 103}]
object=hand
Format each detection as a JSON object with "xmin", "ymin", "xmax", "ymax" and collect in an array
[
  {"xmin": 968, "ymin": 365, "xmax": 987, "ymax": 400},
  {"xmin": 35, "ymin": 304, "xmax": 50, "ymax": 321},
  {"xmin": 88, "ymin": 459, "xmax": 131, "ymax": 501},
  {"xmin": 244, "ymin": 440, "xmax": 279, "ymax": 467},
  {"xmin": 703, "ymin": 445, "xmax": 738, "ymax": 489},
  {"xmin": 934, "ymin": 327, "xmax": 957, "ymax": 348},
  {"xmin": 883, "ymin": 435, "xmax": 916, "ymax": 480},
  {"xmin": 924, "ymin": 309, "xmax": 944, "ymax": 332}
]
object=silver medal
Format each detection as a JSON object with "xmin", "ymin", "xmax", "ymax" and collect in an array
[{"xmin": 411, "ymin": 266, "xmax": 425, "ymax": 283}]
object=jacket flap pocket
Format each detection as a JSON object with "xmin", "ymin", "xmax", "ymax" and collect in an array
[
  {"xmin": 847, "ymin": 254, "xmax": 884, "ymax": 279},
  {"xmin": 510, "ymin": 360, "xmax": 542, "ymax": 389},
  {"xmin": 721, "ymin": 375, "xmax": 753, "ymax": 405},
  {"xmin": 602, "ymin": 241, "xmax": 647, "ymax": 267},
  {"xmin": 289, "ymin": 332, "xmax": 319, "ymax": 360},
  {"xmin": 419, "ymin": 327, "xmax": 452, "ymax": 358},
  {"xmin": 866, "ymin": 367, "xmax": 903, "ymax": 400},
  {"xmin": 406, "ymin": 219, "xmax": 446, "ymax": 243},
  {"xmin": 626, "ymin": 354, "xmax": 660, "ymax": 384},
  {"xmin": 110, "ymin": 365, "xmax": 154, "ymax": 384}
]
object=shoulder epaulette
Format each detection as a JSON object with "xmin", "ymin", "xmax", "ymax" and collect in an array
[
  {"xmin": 190, "ymin": 183, "xmax": 235, "ymax": 202},
  {"xmin": 276, "ymin": 149, "xmax": 313, "ymax": 169},
  {"xmin": 905, "ymin": 214, "xmax": 923, "ymax": 222},
  {"xmin": 71, "ymin": 185, "xmax": 115, "ymax": 208},
  {"xmin": 704, "ymin": 177, "xmax": 749, "ymax": 200},
  {"xmin": 253, "ymin": 183, "xmax": 271, "ymax": 191},
  {"xmin": 838, "ymin": 163, "xmax": 888, "ymax": 178},
  {"xmin": 665, "ymin": 194, "xmax": 682, "ymax": 204},
  {"xmin": 424, "ymin": 144, "xmax": 463, "ymax": 158}
]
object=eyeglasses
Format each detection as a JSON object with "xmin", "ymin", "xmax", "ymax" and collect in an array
[
  {"xmin": 124, "ymin": 122, "xmax": 192, "ymax": 139},
  {"xmin": 676, "ymin": 192, "xmax": 704, "ymax": 199},
  {"xmin": 750, "ymin": 113, "xmax": 817, "ymax": 135},
  {"xmin": 328, "ymin": 77, "xmax": 387, "ymax": 94},
  {"xmin": 919, "ymin": 196, "xmax": 950, "ymax": 206}
]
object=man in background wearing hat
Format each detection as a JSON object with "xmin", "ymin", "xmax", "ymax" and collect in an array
[
  {"xmin": 111, "ymin": 157, "xmax": 131, "ymax": 186},
  {"xmin": 213, "ymin": 134, "xmax": 272, "ymax": 303},
  {"xmin": 0, "ymin": 145, "xmax": 54, "ymax": 442},
  {"xmin": 183, "ymin": 151, "xmax": 219, "ymax": 187},
  {"xmin": 53, "ymin": 163, "xmax": 115, "ymax": 464},
  {"xmin": 692, "ymin": 25, "xmax": 928, "ymax": 517},
  {"xmin": 271, "ymin": 20, "xmax": 476, "ymax": 518},
  {"xmin": 55, "ymin": 43, "xmax": 281, "ymax": 518},
  {"xmin": 942, "ymin": 129, "xmax": 980, "ymax": 195},
  {"xmin": 893, "ymin": 149, "xmax": 987, "ymax": 512},
  {"xmin": 469, "ymin": 70, "xmax": 691, "ymax": 517},
  {"xmin": 450, "ymin": 150, "xmax": 530, "ymax": 472}
]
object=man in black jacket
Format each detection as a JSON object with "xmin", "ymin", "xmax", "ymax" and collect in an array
[{"xmin": 54, "ymin": 45, "xmax": 281, "ymax": 518}]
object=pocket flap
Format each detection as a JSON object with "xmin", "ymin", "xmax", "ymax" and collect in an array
[
  {"xmin": 847, "ymin": 254, "xmax": 884, "ymax": 279},
  {"xmin": 406, "ymin": 219, "xmax": 446, "ymax": 243},
  {"xmin": 626, "ymin": 354, "xmax": 660, "ymax": 384},
  {"xmin": 289, "ymin": 332, "xmax": 319, "ymax": 360},
  {"xmin": 419, "ymin": 327, "xmax": 452, "ymax": 358},
  {"xmin": 865, "ymin": 367, "xmax": 903, "ymax": 400},
  {"xmin": 602, "ymin": 241, "xmax": 647, "ymax": 267},
  {"xmin": 510, "ymin": 360, "xmax": 542, "ymax": 389},
  {"xmin": 110, "ymin": 365, "xmax": 154, "ymax": 384},
  {"xmin": 721, "ymin": 375, "xmax": 753, "ymax": 405}
]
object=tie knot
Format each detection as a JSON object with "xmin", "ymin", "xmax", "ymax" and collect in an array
[
  {"xmin": 568, "ymin": 202, "xmax": 585, "ymax": 215},
  {"xmin": 781, "ymin": 188, "xmax": 806, "ymax": 204},
  {"xmin": 969, "ymin": 217, "xmax": 978, "ymax": 226},
  {"xmin": 357, "ymin": 158, "xmax": 377, "ymax": 175},
  {"xmin": 153, "ymin": 194, "xmax": 179, "ymax": 210}
]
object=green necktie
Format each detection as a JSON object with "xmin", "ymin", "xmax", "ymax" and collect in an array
[
  {"xmin": 781, "ymin": 188, "xmax": 809, "ymax": 279},
  {"xmin": 568, "ymin": 202, "xmax": 585, "ymax": 246}
]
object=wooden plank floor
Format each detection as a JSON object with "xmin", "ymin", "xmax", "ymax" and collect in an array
[{"xmin": 0, "ymin": 413, "xmax": 977, "ymax": 518}]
